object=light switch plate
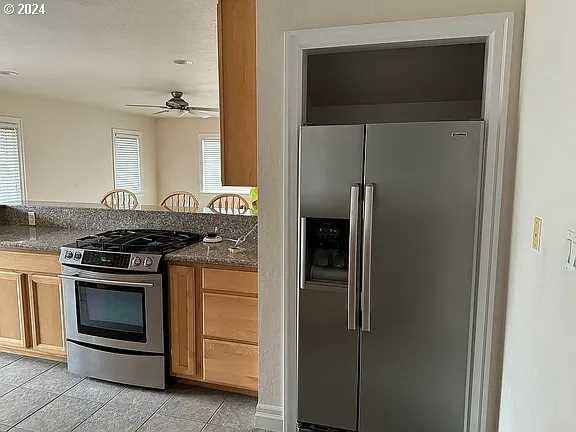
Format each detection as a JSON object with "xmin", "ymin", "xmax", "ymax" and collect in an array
[
  {"xmin": 531, "ymin": 216, "xmax": 543, "ymax": 252},
  {"xmin": 565, "ymin": 229, "xmax": 576, "ymax": 272},
  {"xmin": 27, "ymin": 211, "xmax": 36, "ymax": 226}
]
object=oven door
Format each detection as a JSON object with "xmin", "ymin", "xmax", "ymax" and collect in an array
[{"xmin": 60, "ymin": 265, "xmax": 164, "ymax": 353}]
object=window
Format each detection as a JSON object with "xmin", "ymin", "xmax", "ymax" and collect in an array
[
  {"xmin": 112, "ymin": 129, "xmax": 142, "ymax": 195},
  {"xmin": 200, "ymin": 135, "xmax": 250, "ymax": 194},
  {"xmin": 0, "ymin": 118, "xmax": 25, "ymax": 204}
]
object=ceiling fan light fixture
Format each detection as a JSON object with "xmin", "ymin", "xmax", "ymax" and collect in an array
[
  {"xmin": 126, "ymin": 91, "xmax": 217, "ymax": 118},
  {"xmin": 173, "ymin": 59, "xmax": 193, "ymax": 65},
  {"xmin": 0, "ymin": 70, "xmax": 19, "ymax": 77}
]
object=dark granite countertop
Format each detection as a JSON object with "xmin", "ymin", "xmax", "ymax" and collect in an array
[
  {"xmin": 0, "ymin": 225, "xmax": 258, "ymax": 269},
  {"xmin": 0, "ymin": 225, "xmax": 90, "ymax": 253},
  {"xmin": 165, "ymin": 240, "xmax": 258, "ymax": 269}
]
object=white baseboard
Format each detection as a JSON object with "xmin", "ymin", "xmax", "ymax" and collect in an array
[{"xmin": 255, "ymin": 402, "xmax": 284, "ymax": 431}]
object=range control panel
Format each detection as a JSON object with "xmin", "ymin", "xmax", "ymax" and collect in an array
[{"xmin": 59, "ymin": 248, "xmax": 161, "ymax": 272}]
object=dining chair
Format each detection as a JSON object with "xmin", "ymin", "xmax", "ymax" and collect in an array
[
  {"xmin": 160, "ymin": 191, "xmax": 200, "ymax": 212},
  {"xmin": 207, "ymin": 193, "xmax": 250, "ymax": 214},
  {"xmin": 100, "ymin": 189, "xmax": 139, "ymax": 210}
]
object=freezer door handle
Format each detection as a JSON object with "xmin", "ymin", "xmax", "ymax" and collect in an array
[
  {"xmin": 347, "ymin": 184, "xmax": 361, "ymax": 330},
  {"xmin": 361, "ymin": 183, "xmax": 374, "ymax": 332},
  {"xmin": 299, "ymin": 217, "xmax": 306, "ymax": 290}
]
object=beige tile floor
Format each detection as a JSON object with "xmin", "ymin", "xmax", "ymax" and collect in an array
[{"xmin": 0, "ymin": 352, "xmax": 262, "ymax": 432}]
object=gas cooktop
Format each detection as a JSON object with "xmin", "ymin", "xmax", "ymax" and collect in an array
[
  {"xmin": 60, "ymin": 229, "xmax": 202, "ymax": 272},
  {"xmin": 73, "ymin": 229, "xmax": 201, "ymax": 254}
]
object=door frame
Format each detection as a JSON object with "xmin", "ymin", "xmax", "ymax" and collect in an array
[{"xmin": 282, "ymin": 13, "xmax": 515, "ymax": 432}]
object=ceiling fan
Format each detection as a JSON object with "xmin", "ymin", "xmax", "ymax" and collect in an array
[{"xmin": 126, "ymin": 91, "xmax": 219, "ymax": 118}]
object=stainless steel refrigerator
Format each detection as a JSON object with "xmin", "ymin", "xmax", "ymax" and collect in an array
[{"xmin": 297, "ymin": 121, "xmax": 485, "ymax": 432}]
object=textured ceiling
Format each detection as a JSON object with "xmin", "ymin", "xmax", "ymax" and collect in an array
[{"xmin": 0, "ymin": 0, "xmax": 219, "ymax": 115}]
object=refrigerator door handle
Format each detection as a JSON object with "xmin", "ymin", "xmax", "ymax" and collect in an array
[
  {"xmin": 347, "ymin": 183, "xmax": 361, "ymax": 330},
  {"xmin": 361, "ymin": 183, "xmax": 375, "ymax": 332},
  {"xmin": 299, "ymin": 217, "xmax": 306, "ymax": 290}
]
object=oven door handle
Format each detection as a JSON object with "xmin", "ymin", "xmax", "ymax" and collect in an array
[{"xmin": 58, "ymin": 274, "xmax": 155, "ymax": 288}]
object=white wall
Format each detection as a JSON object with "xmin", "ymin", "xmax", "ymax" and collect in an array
[
  {"xmin": 155, "ymin": 117, "xmax": 221, "ymax": 208},
  {"xmin": 499, "ymin": 1, "xmax": 576, "ymax": 430},
  {"xmin": 256, "ymin": 0, "xmax": 525, "ymax": 427},
  {"xmin": 0, "ymin": 91, "xmax": 158, "ymax": 204},
  {"xmin": 0, "ymin": 92, "xmax": 227, "ymax": 208}
]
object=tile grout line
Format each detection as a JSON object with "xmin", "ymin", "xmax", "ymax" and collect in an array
[
  {"xmin": 14, "ymin": 393, "xmax": 106, "ymax": 432},
  {"xmin": 5, "ymin": 367, "xmax": 64, "ymax": 430},
  {"xmin": 2, "ymin": 361, "xmax": 253, "ymax": 432},
  {"xmin": 0, "ymin": 354, "xmax": 23, "ymax": 371},
  {"xmin": 202, "ymin": 396, "xmax": 228, "ymax": 430},
  {"xmin": 134, "ymin": 389, "xmax": 181, "ymax": 432},
  {"xmin": 0, "ymin": 358, "xmax": 61, "ymax": 400},
  {"xmin": 10, "ymin": 369, "xmax": 96, "ymax": 432},
  {"xmin": 69, "ymin": 384, "xmax": 174, "ymax": 432},
  {"xmin": 69, "ymin": 384, "xmax": 128, "ymax": 432}
]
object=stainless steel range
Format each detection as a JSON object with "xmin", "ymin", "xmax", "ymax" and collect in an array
[{"xmin": 59, "ymin": 229, "xmax": 201, "ymax": 389}]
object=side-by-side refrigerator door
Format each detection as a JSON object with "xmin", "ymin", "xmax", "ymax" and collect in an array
[
  {"xmin": 359, "ymin": 121, "xmax": 484, "ymax": 432},
  {"xmin": 298, "ymin": 125, "xmax": 364, "ymax": 431}
]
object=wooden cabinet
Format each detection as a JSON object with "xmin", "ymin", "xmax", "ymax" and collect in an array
[
  {"xmin": 168, "ymin": 265, "xmax": 198, "ymax": 379},
  {"xmin": 168, "ymin": 264, "xmax": 258, "ymax": 393},
  {"xmin": 0, "ymin": 271, "xmax": 28, "ymax": 349},
  {"xmin": 203, "ymin": 339, "xmax": 258, "ymax": 390},
  {"xmin": 27, "ymin": 274, "xmax": 66, "ymax": 357},
  {"xmin": 203, "ymin": 293, "xmax": 258, "ymax": 343},
  {"xmin": 0, "ymin": 251, "xmax": 65, "ymax": 361},
  {"xmin": 202, "ymin": 268, "xmax": 258, "ymax": 295},
  {"xmin": 217, "ymin": 0, "xmax": 257, "ymax": 187}
]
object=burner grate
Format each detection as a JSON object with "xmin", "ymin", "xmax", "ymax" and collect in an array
[{"xmin": 75, "ymin": 229, "xmax": 201, "ymax": 254}]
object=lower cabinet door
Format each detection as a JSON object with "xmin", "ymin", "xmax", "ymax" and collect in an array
[
  {"xmin": 27, "ymin": 274, "xmax": 66, "ymax": 357},
  {"xmin": 168, "ymin": 265, "xmax": 197, "ymax": 378},
  {"xmin": 203, "ymin": 339, "xmax": 258, "ymax": 391},
  {"xmin": 0, "ymin": 271, "xmax": 28, "ymax": 349}
]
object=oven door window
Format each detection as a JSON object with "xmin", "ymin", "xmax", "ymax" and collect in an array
[{"xmin": 76, "ymin": 282, "xmax": 146, "ymax": 343}]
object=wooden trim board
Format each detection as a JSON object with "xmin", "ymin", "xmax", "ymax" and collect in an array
[{"xmin": 283, "ymin": 13, "xmax": 515, "ymax": 432}]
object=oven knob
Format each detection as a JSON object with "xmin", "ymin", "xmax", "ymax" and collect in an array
[
  {"xmin": 132, "ymin": 257, "xmax": 142, "ymax": 266},
  {"xmin": 74, "ymin": 252, "xmax": 82, "ymax": 261},
  {"xmin": 64, "ymin": 250, "xmax": 73, "ymax": 260},
  {"xmin": 143, "ymin": 257, "xmax": 153, "ymax": 267}
]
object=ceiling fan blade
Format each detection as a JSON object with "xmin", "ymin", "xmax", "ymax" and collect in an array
[
  {"xmin": 188, "ymin": 110, "xmax": 216, "ymax": 118},
  {"xmin": 153, "ymin": 110, "xmax": 170, "ymax": 115},
  {"xmin": 125, "ymin": 104, "xmax": 168, "ymax": 109},
  {"xmin": 182, "ymin": 110, "xmax": 207, "ymax": 119},
  {"xmin": 189, "ymin": 106, "xmax": 219, "ymax": 112}
]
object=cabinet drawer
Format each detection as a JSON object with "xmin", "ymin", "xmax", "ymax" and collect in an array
[
  {"xmin": 0, "ymin": 251, "xmax": 59, "ymax": 275},
  {"xmin": 203, "ymin": 339, "xmax": 258, "ymax": 391},
  {"xmin": 203, "ymin": 293, "xmax": 257, "ymax": 343},
  {"xmin": 202, "ymin": 268, "xmax": 257, "ymax": 295}
]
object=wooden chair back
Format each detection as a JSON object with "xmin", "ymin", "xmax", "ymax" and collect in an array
[
  {"xmin": 207, "ymin": 193, "xmax": 250, "ymax": 214},
  {"xmin": 100, "ymin": 189, "xmax": 139, "ymax": 210},
  {"xmin": 160, "ymin": 191, "xmax": 199, "ymax": 212}
]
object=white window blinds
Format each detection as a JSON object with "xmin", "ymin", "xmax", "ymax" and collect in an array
[
  {"xmin": 0, "ymin": 120, "xmax": 25, "ymax": 204},
  {"xmin": 112, "ymin": 129, "xmax": 142, "ymax": 195},
  {"xmin": 201, "ymin": 136, "xmax": 250, "ymax": 194}
]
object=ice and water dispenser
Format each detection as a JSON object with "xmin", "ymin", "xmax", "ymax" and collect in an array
[{"xmin": 301, "ymin": 218, "xmax": 349, "ymax": 287}]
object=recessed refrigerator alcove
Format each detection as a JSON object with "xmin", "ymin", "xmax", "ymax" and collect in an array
[
  {"xmin": 304, "ymin": 42, "xmax": 486, "ymax": 125},
  {"xmin": 298, "ymin": 40, "xmax": 488, "ymax": 432}
]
